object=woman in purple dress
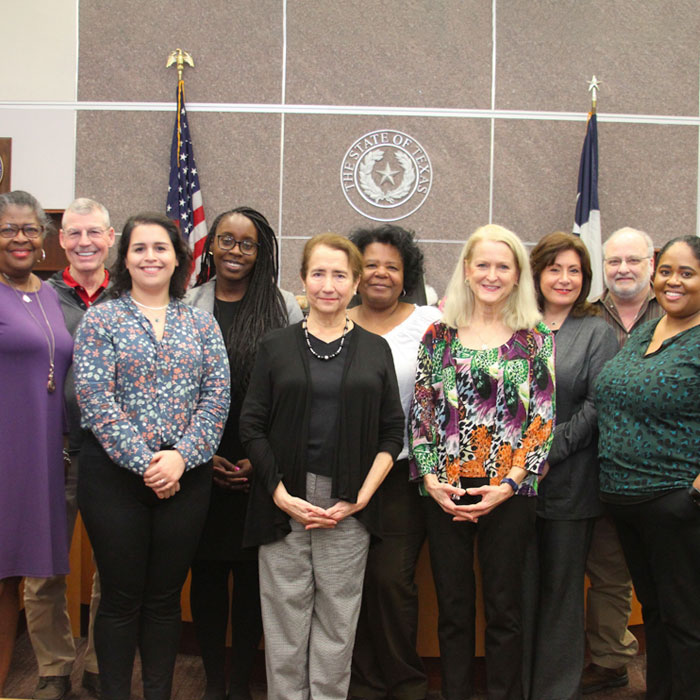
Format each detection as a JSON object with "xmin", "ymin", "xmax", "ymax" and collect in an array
[{"xmin": 0, "ymin": 191, "xmax": 73, "ymax": 695}]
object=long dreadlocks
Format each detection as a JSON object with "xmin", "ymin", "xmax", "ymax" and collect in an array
[{"xmin": 194, "ymin": 207, "xmax": 289, "ymax": 399}]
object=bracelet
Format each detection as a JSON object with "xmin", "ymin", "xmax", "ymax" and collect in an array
[
  {"xmin": 62, "ymin": 448, "xmax": 71, "ymax": 462},
  {"xmin": 500, "ymin": 476, "xmax": 519, "ymax": 493}
]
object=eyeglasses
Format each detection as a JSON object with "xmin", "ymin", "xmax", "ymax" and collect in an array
[
  {"xmin": 604, "ymin": 256, "xmax": 650, "ymax": 268},
  {"xmin": 0, "ymin": 224, "xmax": 44, "ymax": 239},
  {"xmin": 216, "ymin": 235, "xmax": 259, "ymax": 255},
  {"xmin": 63, "ymin": 228, "xmax": 110, "ymax": 240}
]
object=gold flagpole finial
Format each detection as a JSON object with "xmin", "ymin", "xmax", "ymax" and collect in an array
[
  {"xmin": 588, "ymin": 75, "xmax": 601, "ymax": 114},
  {"xmin": 166, "ymin": 49, "xmax": 194, "ymax": 82}
]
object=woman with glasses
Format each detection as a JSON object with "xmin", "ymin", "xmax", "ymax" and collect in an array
[
  {"xmin": 186, "ymin": 207, "xmax": 302, "ymax": 700},
  {"xmin": 0, "ymin": 191, "xmax": 73, "ymax": 695},
  {"xmin": 75, "ymin": 213, "xmax": 230, "ymax": 700}
]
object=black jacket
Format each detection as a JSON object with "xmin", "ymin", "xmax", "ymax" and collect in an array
[
  {"xmin": 240, "ymin": 323, "xmax": 405, "ymax": 547},
  {"xmin": 47, "ymin": 270, "xmax": 111, "ymax": 452}
]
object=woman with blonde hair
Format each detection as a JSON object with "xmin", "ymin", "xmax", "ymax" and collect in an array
[{"xmin": 410, "ymin": 224, "xmax": 555, "ymax": 699}]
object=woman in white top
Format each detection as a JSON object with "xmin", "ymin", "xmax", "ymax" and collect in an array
[{"xmin": 347, "ymin": 224, "xmax": 440, "ymax": 700}]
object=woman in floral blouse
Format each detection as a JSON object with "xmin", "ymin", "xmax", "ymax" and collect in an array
[
  {"xmin": 409, "ymin": 224, "xmax": 555, "ymax": 700},
  {"xmin": 74, "ymin": 213, "xmax": 230, "ymax": 700}
]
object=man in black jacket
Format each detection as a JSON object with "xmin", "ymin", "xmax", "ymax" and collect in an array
[{"xmin": 24, "ymin": 198, "xmax": 114, "ymax": 700}]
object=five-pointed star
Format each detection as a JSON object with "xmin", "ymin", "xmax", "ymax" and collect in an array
[{"xmin": 377, "ymin": 161, "xmax": 400, "ymax": 185}]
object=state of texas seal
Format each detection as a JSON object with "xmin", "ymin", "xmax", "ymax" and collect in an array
[{"xmin": 340, "ymin": 129, "xmax": 432, "ymax": 221}]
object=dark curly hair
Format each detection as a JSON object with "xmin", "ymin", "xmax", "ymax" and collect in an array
[
  {"xmin": 349, "ymin": 224, "xmax": 425, "ymax": 296},
  {"xmin": 655, "ymin": 235, "xmax": 700, "ymax": 272},
  {"xmin": 193, "ymin": 207, "xmax": 288, "ymax": 398},
  {"xmin": 530, "ymin": 231, "xmax": 599, "ymax": 317},
  {"xmin": 111, "ymin": 213, "xmax": 192, "ymax": 299}
]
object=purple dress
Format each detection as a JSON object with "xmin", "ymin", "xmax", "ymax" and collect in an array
[{"xmin": 0, "ymin": 281, "xmax": 73, "ymax": 578}]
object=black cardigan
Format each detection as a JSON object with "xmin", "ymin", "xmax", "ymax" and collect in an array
[{"xmin": 240, "ymin": 322, "xmax": 405, "ymax": 547}]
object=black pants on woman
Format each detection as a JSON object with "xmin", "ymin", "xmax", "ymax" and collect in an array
[
  {"xmin": 189, "ymin": 559, "xmax": 262, "ymax": 700},
  {"xmin": 424, "ymin": 494, "xmax": 536, "ymax": 700},
  {"xmin": 607, "ymin": 490, "xmax": 700, "ymax": 700},
  {"xmin": 350, "ymin": 460, "xmax": 428, "ymax": 700},
  {"xmin": 78, "ymin": 435, "xmax": 212, "ymax": 700}
]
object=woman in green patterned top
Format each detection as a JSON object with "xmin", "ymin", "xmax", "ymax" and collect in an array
[
  {"xmin": 595, "ymin": 235, "xmax": 700, "ymax": 700},
  {"xmin": 409, "ymin": 224, "xmax": 555, "ymax": 700}
]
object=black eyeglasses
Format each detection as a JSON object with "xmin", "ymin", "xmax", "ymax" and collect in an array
[
  {"xmin": 0, "ymin": 223, "xmax": 44, "ymax": 239},
  {"xmin": 215, "ymin": 235, "xmax": 259, "ymax": 255}
]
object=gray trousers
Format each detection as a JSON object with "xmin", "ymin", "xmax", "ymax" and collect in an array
[
  {"xmin": 259, "ymin": 473, "xmax": 370, "ymax": 700},
  {"xmin": 23, "ymin": 455, "xmax": 100, "ymax": 676}
]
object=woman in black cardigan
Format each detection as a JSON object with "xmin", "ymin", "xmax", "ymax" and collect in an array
[{"xmin": 240, "ymin": 233, "xmax": 404, "ymax": 700}]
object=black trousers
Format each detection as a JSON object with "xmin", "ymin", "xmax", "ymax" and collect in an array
[
  {"xmin": 78, "ymin": 437, "xmax": 212, "ymax": 700},
  {"xmin": 424, "ymin": 494, "xmax": 536, "ymax": 700},
  {"xmin": 189, "ymin": 559, "xmax": 262, "ymax": 699},
  {"xmin": 530, "ymin": 517, "xmax": 595, "ymax": 700},
  {"xmin": 350, "ymin": 460, "xmax": 428, "ymax": 700},
  {"xmin": 607, "ymin": 490, "xmax": 700, "ymax": 700}
]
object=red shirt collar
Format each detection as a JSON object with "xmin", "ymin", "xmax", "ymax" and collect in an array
[{"xmin": 62, "ymin": 267, "xmax": 110, "ymax": 307}]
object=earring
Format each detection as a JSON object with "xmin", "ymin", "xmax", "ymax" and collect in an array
[
  {"xmin": 401, "ymin": 288, "xmax": 407, "ymax": 297},
  {"xmin": 40, "ymin": 249, "xmax": 47, "ymax": 262}
]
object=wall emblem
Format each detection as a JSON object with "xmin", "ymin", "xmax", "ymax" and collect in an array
[{"xmin": 340, "ymin": 130, "xmax": 432, "ymax": 221}]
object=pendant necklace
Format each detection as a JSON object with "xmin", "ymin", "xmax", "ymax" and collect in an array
[
  {"xmin": 3, "ymin": 273, "xmax": 57, "ymax": 392},
  {"xmin": 133, "ymin": 298, "xmax": 169, "ymax": 324},
  {"xmin": 303, "ymin": 316, "xmax": 350, "ymax": 361}
]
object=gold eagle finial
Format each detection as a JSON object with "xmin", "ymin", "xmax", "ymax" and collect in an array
[{"xmin": 166, "ymin": 49, "xmax": 194, "ymax": 82}]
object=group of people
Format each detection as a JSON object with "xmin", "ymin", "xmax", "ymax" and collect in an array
[{"xmin": 1, "ymin": 188, "xmax": 698, "ymax": 700}]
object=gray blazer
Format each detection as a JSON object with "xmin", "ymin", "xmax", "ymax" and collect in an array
[
  {"xmin": 537, "ymin": 314, "xmax": 618, "ymax": 520},
  {"xmin": 184, "ymin": 278, "xmax": 303, "ymax": 324}
]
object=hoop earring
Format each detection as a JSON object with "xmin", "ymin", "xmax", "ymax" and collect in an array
[
  {"xmin": 40, "ymin": 249, "xmax": 46, "ymax": 262},
  {"xmin": 401, "ymin": 288, "xmax": 407, "ymax": 297}
]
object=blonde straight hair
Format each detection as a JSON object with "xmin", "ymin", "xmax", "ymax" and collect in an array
[{"xmin": 443, "ymin": 224, "xmax": 541, "ymax": 330}]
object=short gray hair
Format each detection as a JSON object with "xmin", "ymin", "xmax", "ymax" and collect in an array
[
  {"xmin": 62, "ymin": 198, "xmax": 111, "ymax": 229},
  {"xmin": 0, "ymin": 190, "xmax": 52, "ymax": 237},
  {"xmin": 604, "ymin": 227, "xmax": 654, "ymax": 258}
]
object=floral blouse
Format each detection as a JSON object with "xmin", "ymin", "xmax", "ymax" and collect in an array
[
  {"xmin": 75, "ymin": 294, "xmax": 231, "ymax": 475},
  {"xmin": 409, "ymin": 321, "xmax": 555, "ymax": 497}
]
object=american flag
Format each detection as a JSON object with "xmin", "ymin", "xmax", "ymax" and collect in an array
[{"xmin": 166, "ymin": 80, "xmax": 207, "ymax": 285}]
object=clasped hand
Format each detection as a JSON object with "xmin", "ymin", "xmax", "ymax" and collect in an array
[
  {"xmin": 212, "ymin": 456, "xmax": 252, "ymax": 492},
  {"xmin": 143, "ymin": 449, "xmax": 186, "ymax": 499},
  {"xmin": 272, "ymin": 482, "xmax": 365, "ymax": 530},
  {"xmin": 424, "ymin": 474, "xmax": 512, "ymax": 522}
]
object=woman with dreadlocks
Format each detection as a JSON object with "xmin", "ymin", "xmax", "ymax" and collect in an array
[{"xmin": 185, "ymin": 207, "xmax": 303, "ymax": 700}]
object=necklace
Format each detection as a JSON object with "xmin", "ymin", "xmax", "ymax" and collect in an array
[
  {"xmin": 132, "ymin": 299, "xmax": 169, "ymax": 310},
  {"xmin": 303, "ymin": 316, "xmax": 350, "ymax": 361},
  {"xmin": 132, "ymin": 297, "xmax": 169, "ymax": 325},
  {"xmin": 2, "ymin": 272, "xmax": 37, "ymax": 302},
  {"xmin": 468, "ymin": 324, "xmax": 490, "ymax": 350},
  {"xmin": 3, "ymin": 274, "xmax": 57, "ymax": 392}
]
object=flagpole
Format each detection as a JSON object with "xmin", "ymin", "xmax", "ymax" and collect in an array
[
  {"xmin": 573, "ymin": 76, "xmax": 604, "ymax": 299},
  {"xmin": 166, "ymin": 49, "xmax": 208, "ymax": 286},
  {"xmin": 589, "ymin": 75, "xmax": 600, "ymax": 115}
]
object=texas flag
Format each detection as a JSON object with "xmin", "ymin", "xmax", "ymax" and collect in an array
[{"xmin": 573, "ymin": 112, "xmax": 604, "ymax": 299}]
